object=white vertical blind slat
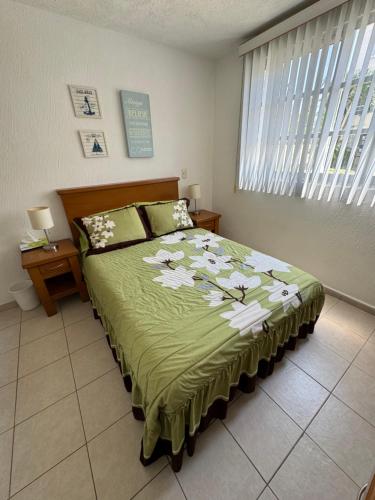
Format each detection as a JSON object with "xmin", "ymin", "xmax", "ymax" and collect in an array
[{"xmin": 237, "ymin": 0, "xmax": 375, "ymax": 208}]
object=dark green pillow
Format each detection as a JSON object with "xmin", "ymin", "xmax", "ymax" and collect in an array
[{"xmin": 142, "ymin": 199, "xmax": 193, "ymax": 237}]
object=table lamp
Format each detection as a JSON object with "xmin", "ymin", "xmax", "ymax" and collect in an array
[
  {"xmin": 188, "ymin": 184, "xmax": 201, "ymax": 215},
  {"xmin": 27, "ymin": 207, "xmax": 58, "ymax": 251}
]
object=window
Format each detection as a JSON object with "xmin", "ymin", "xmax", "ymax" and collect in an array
[{"xmin": 238, "ymin": 0, "xmax": 375, "ymax": 207}]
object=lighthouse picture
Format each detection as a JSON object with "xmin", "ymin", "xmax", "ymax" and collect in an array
[
  {"xmin": 79, "ymin": 131, "xmax": 108, "ymax": 158},
  {"xmin": 69, "ymin": 85, "xmax": 102, "ymax": 118},
  {"xmin": 82, "ymin": 95, "xmax": 95, "ymax": 116}
]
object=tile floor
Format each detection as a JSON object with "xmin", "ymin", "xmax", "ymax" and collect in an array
[{"xmin": 0, "ymin": 294, "xmax": 374, "ymax": 500}]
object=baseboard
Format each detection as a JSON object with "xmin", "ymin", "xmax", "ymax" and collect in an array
[
  {"xmin": 324, "ymin": 285, "xmax": 375, "ymax": 316},
  {"xmin": 0, "ymin": 300, "xmax": 18, "ymax": 312}
]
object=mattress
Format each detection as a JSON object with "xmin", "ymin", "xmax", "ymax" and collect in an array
[{"xmin": 82, "ymin": 228, "xmax": 324, "ymax": 463}]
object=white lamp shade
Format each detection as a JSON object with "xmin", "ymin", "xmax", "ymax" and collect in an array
[
  {"xmin": 188, "ymin": 184, "xmax": 201, "ymax": 200},
  {"xmin": 27, "ymin": 207, "xmax": 54, "ymax": 230}
]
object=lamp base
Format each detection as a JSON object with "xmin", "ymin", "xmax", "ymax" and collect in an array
[{"xmin": 43, "ymin": 243, "xmax": 59, "ymax": 252}]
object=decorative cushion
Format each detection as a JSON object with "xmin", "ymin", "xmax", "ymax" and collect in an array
[
  {"xmin": 74, "ymin": 205, "xmax": 151, "ymax": 255},
  {"xmin": 72, "ymin": 220, "xmax": 90, "ymax": 255},
  {"xmin": 141, "ymin": 199, "xmax": 194, "ymax": 237}
]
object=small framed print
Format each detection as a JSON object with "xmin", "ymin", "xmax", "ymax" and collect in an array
[
  {"xmin": 79, "ymin": 130, "xmax": 108, "ymax": 158},
  {"xmin": 69, "ymin": 85, "xmax": 102, "ymax": 118}
]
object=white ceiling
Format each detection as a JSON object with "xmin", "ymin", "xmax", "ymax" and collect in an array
[{"xmin": 15, "ymin": 0, "xmax": 313, "ymax": 59}]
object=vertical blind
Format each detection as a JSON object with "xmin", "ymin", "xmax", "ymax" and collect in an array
[{"xmin": 238, "ymin": 0, "xmax": 375, "ymax": 206}]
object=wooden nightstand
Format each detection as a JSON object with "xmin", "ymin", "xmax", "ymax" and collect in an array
[
  {"xmin": 21, "ymin": 239, "xmax": 89, "ymax": 316},
  {"xmin": 189, "ymin": 210, "xmax": 221, "ymax": 234}
]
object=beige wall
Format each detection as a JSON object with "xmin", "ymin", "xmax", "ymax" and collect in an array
[
  {"xmin": 213, "ymin": 52, "xmax": 375, "ymax": 308},
  {"xmin": 0, "ymin": 1, "xmax": 215, "ymax": 304}
]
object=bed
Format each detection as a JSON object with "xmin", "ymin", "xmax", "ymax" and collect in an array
[{"xmin": 57, "ymin": 177, "xmax": 324, "ymax": 471}]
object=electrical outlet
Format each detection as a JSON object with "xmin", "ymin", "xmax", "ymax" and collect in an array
[{"xmin": 181, "ymin": 168, "xmax": 188, "ymax": 179}]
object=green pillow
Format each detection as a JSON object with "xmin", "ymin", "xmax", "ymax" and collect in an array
[
  {"xmin": 143, "ymin": 199, "xmax": 193, "ymax": 237},
  {"xmin": 72, "ymin": 220, "xmax": 90, "ymax": 255},
  {"xmin": 74, "ymin": 205, "xmax": 150, "ymax": 255}
]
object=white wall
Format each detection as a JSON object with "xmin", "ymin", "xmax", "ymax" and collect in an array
[
  {"xmin": 0, "ymin": 1, "xmax": 215, "ymax": 305},
  {"xmin": 213, "ymin": 52, "xmax": 375, "ymax": 308}
]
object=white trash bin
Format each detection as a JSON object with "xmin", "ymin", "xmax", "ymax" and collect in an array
[{"xmin": 9, "ymin": 280, "xmax": 40, "ymax": 311}]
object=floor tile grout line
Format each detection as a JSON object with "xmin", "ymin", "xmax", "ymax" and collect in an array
[
  {"xmin": 12, "ymin": 390, "xmax": 77, "ymax": 429},
  {"xmin": 263, "ymin": 430, "xmax": 307, "ymax": 489},
  {"xmin": 0, "ymin": 345, "xmax": 20, "ymax": 357},
  {"xmin": 17, "ymin": 352, "xmax": 69, "ymax": 382},
  {"xmin": 129, "ymin": 463, "xmax": 170, "ymax": 500},
  {"xmin": 305, "ymin": 430, "xmax": 364, "ymax": 489},
  {"xmin": 259, "ymin": 391, "xmax": 331, "ymax": 489},
  {"xmin": 289, "ymin": 331, "xmax": 360, "ymax": 362},
  {"xmin": 172, "ymin": 468, "xmax": 188, "ymax": 499},
  {"xmin": 9, "ymin": 366, "xmax": 124, "ymax": 442},
  {"xmin": 7, "ymin": 321, "xmax": 21, "ymax": 499},
  {"xmin": 0, "ymin": 319, "xmax": 21, "ymax": 333},
  {"xmin": 8, "ymin": 444, "xmax": 87, "ymax": 499},
  {"xmin": 86, "ymin": 410, "xmax": 132, "ymax": 445},
  {"xmin": 9, "ymin": 365, "xmax": 121, "ymax": 435},
  {"xmin": 283, "ymin": 354, "xmax": 344, "ymax": 393},
  {"xmin": 68, "ymin": 334, "xmax": 107, "ymax": 356},
  {"xmin": 261, "ymin": 322, "xmax": 375, "ymax": 491},
  {"xmin": 323, "ymin": 314, "xmax": 375, "ymax": 341},
  {"xmin": 61, "ymin": 317, "xmax": 99, "ymax": 500},
  {"xmin": 267, "ymin": 484, "xmax": 280, "ymax": 499},
  {"xmin": 19, "ymin": 320, "xmax": 101, "ymax": 357},
  {"xmin": 331, "ymin": 393, "xmax": 375, "ymax": 430},
  {"xmin": 221, "ymin": 419, "xmax": 269, "ymax": 485},
  {"xmin": 306, "ymin": 333, "xmax": 364, "ymax": 363},
  {"xmin": 251, "ymin": 322, "xmax": 375, "ymax": 491},
  {"xmin": 19, "ymin": 323, "xmax": 64, "ymax": 349},
  {"xmin": 256, "ymin": 385, "xmax": 305, "ymax": 433},
  {"xmin": 16, "ymin": 332, "xmax": 108, "ymax": 384}
]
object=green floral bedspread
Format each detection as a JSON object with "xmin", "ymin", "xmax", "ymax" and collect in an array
[{"xmin": 83, "ymin": 228, "xmax": 324, "ymax": 459}]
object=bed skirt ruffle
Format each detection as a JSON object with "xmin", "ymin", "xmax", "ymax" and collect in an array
[{"xmin": 89, "ymin": 284, "xmax": 319, "ymax": 471}]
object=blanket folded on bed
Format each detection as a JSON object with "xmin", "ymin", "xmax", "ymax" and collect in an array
[{"xmin": 83, "ymin": 228, "xmax": 324, "ymax": 458}]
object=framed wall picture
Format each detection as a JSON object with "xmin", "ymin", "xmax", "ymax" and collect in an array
[
  {"xmin": 79, "ymin": 130, "xmax": 108, "ymax": 158},
  {"xmin": 69, "ymin": 85, "xmax": 102, "ymax": 118},
  {"xmin": 120, "ymin": 90, "xmax": 154, "ymax": 158}
]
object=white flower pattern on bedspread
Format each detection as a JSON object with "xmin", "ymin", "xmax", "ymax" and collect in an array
[
  {"xmin": 142, "ymin": 232, "xmax": 304, "ymax": 337},
  {"xmin": 143, "ymin": 250, "xmax": 184, "ymax": 265},
  {"xmin": 153, "ymin": 266, "xmax": 196, "ymax": 290},
  {"xmin": 244, "ymin": 251, "xmax": 291, "ymax": 273},
  {"xmin": 220, "ymin": 301, "xmax": 272, "ymax": 336},
  {"xmin": 188, "ymin": 232, "xmax": 223, "ymax": 249},
  {"xmin": 262, "ymin": 280, "xmax": 300, "ymax": 311},
  {"xmin": 190, "ymin": 252, "xmax": 233, "ymax": 275},
  {"xmin": 160, "ymin": 232, "xmax": 186, "ymax": 244},
  {"xmin": 217, "ymin": 271, "xmax": 261, "ymax": 292},
  {"xmin": 203, "ymin": 290, "xmax": 224, "ymax": 307}
]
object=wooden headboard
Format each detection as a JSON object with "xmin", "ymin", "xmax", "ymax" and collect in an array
[{"xmin": 57, "ymin": 177, "xmax": 179, "ymax": 244}]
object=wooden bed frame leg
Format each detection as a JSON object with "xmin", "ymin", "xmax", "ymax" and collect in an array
[{"xmin": 171, "ymin": 448, "xmax": 184, "ymax": 472}]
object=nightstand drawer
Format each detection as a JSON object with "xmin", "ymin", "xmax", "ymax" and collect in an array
[
  {"xmin": 39, "ymin": 259, "xmax": 70, "ymax": 278},
  {"xmin": 199, "ymin": 220, "xmax": 216, "ymax": 232}
]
